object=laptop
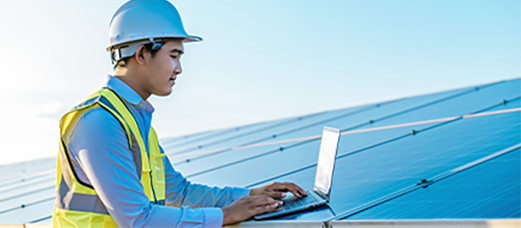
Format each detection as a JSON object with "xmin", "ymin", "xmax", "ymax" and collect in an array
[{"xmin": 254, "ymin": 126, "xmax": 341, "ymax": 220}]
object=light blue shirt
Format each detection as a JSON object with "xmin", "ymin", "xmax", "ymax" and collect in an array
[{"xmin": 67, "ymin": 75, "xmax": 250, "ymax": 227}]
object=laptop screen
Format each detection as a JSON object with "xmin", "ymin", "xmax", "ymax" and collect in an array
[{"xmin": 314, "ymin": 126, "xmax": 341, "ymax": 200}]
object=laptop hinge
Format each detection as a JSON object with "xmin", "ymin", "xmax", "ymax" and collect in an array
[{"xmin": 314, "ymin": 187, "xmax": 330, "ymax": 203}]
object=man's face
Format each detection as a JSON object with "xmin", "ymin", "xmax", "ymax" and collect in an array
[{"xmin": 142, "ymin": 40, "xmax": 184, "ymax": 97}]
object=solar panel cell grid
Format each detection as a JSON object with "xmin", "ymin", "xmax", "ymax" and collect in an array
[
  {"xmin": 0, "ymin": 79, "xmax": 518, "ymax": 224},
  {"xmin": 231, "ymin": 87, "xmax": 476, "ymax": 145},
  {"xmin": 172, "ymin": 141, "xmax": 299, "ymax": 177},
  {"xmin": 184, "ymin": 121, "xmax": 436, "ymax": 187},
  {"xmin": 164, "ymin": 105, "xmax": 371, "ymax": 159},
  {"xmin": 0, "ymin": 199, "xmax": 54, "ymax": 224},
  {"xmin": 364, "ymin": 80, "xmax": 520, "ymax": 127},
  {"xmin": 164, "ymin": 118, "xmax": 297, "ymax": 155},
  {"xmin": 347, "ymin": 149, "xmax": 521, "ymax": 219},
  {"xmin": 329, "ymin": 110, "xmax": 520, "ymax": 214},
  {"xmin": 0, "ymin": 187, "xmax": 55, "ymax": 213},
  {"xmin": 245, "ymin": 107, "xmax": 519, "ymax": 220},
  {"xmin": 167, "ymin": 85, "xmax": 488, "ymax": 182}
]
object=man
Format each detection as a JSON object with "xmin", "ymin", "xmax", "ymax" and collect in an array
[{"xmin": 51, "ymin": 0, "xmax": 307, "ymax": 227}]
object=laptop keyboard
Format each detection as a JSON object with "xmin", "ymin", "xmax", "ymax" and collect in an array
[{"xmin": 282, "ymin": 194, "xmax": 320, "ymax": 210}]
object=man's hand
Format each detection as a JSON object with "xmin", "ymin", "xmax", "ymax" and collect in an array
[
  {"xmin": 250, "ymin": 182, "xmax": 308, "ymax": 199},
  {"xmin": 221, "ymin": 195, "xmax": 282, "ymax": 226}
]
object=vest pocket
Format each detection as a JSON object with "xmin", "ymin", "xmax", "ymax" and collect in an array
[{"xmin": 154, "ymin": 154, "xmax": 165, "ymax": 184}]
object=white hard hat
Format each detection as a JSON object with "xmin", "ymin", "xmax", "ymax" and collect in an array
[{"xmin": 107, "ymin": 0, "xmax": 202, "ymax": 64}]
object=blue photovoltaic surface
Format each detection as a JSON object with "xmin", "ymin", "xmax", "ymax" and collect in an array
[
  {"xmin": 184, "ymin": 121, "xmax": 435, "ymax": 187},
  {"xmin": 0, "ymin": 178, "xmax": 54, "ymax": 210},
  {"xmin": 0, "ymin": 198, "xmax": 54, "ymax": 223},
  {"xmin": 322, "ymin": 109, "xmax": 519, "ymax": 214},
  {"xmin": 172, "ymin": 140, "xmax": 300, "ymax": 177},
  {"xmin": 164, "ymin": 105, "xmax": 375, "ymax": 160},
  {"xmin": 160, "ymin": 129, "xmax": 221, "ymax": 147},
  {"xmin": 348, "ymin": 148, "xmax": 521, "ymax": 219},
  {"xmin": 163, "ymin": 118, "xmax": 294, "ymax": 155},
  {"xmin": 0, "ymin": 158, "xmax": 55, "ymax": 224},
  {"xmin": 0, "ymin": 79, "xmax": 519, "ymax": 223},
  {"xmin": 168, "ymin": 87, "xmax": 482, "ymax": 181},
  {"xmin": 180, "ymin": 81, "xmax": 520, "ymax": 189},
  {"xmin": 165, "ymin": 107, "xmax": 373, "ymax": 165},
  {"xmin": 246, "ymin": 102, "xmax": 520, "ymax": 220},
  {"xmin": 163, "ymin": 84, "xmax": 477, "ymax": 163},
  {"xmin": 234, "ymin": 85, "xmax": 475, "ymax": 144},
  {"xmin": 363, "ymin": 79, "xmax": 520, "ymax": 127}
]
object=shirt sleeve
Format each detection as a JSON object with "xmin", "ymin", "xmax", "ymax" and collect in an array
[
  {"xmin": 162, "ymin": 152, "xmax": 251, "ymax": 208},
  {"xmin": 69, "ymin": 107, "xmax": 223, "ymax": 228}
]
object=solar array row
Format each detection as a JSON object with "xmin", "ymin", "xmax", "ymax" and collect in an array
[{"xmin": 0, "ymin": 79, "xmax": 518, "ymax": 223}]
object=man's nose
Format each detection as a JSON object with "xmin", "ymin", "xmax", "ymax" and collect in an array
[{"xmin": 174, "ymin": 64, "xmax": 182, "ymax": 75}]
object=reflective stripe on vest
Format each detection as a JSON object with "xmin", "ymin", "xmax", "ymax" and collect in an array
[{"xmin": 52, "ymin": 88, "xmax": 166, "ymax": 228}]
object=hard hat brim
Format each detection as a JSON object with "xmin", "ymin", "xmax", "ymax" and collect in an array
[
  {"xmin": 108, "ymin": 35, "xmax": 202, "ymax": 66},
  {"xmin": 107, "ymin": 35, "xmax": 202, "ymax": 51},
  {"xmin": 184, "ymin": 35, "xmax": 203, "ymax": 43}
]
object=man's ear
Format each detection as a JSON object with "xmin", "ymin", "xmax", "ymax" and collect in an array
[{"xmin": 134, "ymin": 44, "xmax": 148, "ymax": 65}]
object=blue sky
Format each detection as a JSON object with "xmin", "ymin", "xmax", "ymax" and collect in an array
[{"xmin": 0, "ymin": 0, "xmax": 519, "ymax": 165}]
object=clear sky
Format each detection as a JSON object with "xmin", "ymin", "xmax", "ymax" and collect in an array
[{"xmin": 0, "ymin": 0, "xmax": 519, "ymax": 165}]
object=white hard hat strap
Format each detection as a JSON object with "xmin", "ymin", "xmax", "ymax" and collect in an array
[
  {"xmin": 111, "ymin": 37, "xmax": 169, "ymax": 65},
  {"xmin": 111, "ymin": 40, "xmax": 147, "ymax": 65},
  {"xmin": 149, "ymin": 37, "xmax": 163, "ymax": 51}
]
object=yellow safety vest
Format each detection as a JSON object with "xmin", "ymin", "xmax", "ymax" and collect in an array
[{"xmin": 52, "ymin": 88, "xmax": 166, "ymax": 227}]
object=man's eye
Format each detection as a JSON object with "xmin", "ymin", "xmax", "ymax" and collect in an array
[{"xmin": 170, "ymin": 55, "xmax": 178, "ymax": 59}]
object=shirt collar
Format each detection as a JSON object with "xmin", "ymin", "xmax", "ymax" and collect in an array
[{"xmin": 104, "ymin": 75, "xmax": 144, "ymax": 106}]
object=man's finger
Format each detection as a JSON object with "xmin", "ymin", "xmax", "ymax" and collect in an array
[
  {"xmin": 273, "ymin": 182, "xmax": 306, "ymax": 198},
  {"xmin": 251, "ymin": 195, "xmax": 279, "ymax": 206},
  {"xmin": 256, "ymin": 202, "xmax": 282, "ymax": 214},
  {"xmin": 267, "ymin": 191, "xmax": 286, "ymax": 199},
  {"xmin": 295, "ymin": 184, "xmax": 307, "ymax": 197},
  {"xmin": 287, "ymin": 183, "xmax": 307, "ymax": 197}
]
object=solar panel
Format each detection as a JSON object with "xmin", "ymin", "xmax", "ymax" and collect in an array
[
  {"xmin": 361, "ymin": 80, "xmax": 520, "ymax": 127},
  {"xmin": 184, "ymin": 120, "xmax": 437, "ymax": 187},
  {"xmin": 164, "ymin": 105, "xmax": 373, "ymax": 161},
  {"xmin": 160, "ymin": 128, "xmax": 222, "ymax": 148},
  {"xmin": 325, "ymin": 108, "xmax": 519, "ymax": 215},
  {"xmin": 167, "ymin": 85, "xmax": 493, "ymax": 182},
  {"xmin": 0, "ymin": 196, "xmax": 54, "ymax": 223},
  {"xmin": 0, "ymin": 158, "xmax": 55, "ymax": 182},
  {"xmin": 181, "ymin": 81, "xmax": 519, "ymax": 188},
  {"xmin": 245, "ymin": 101, "xmax": 520, "ymax": 220},
  {"xmin": 163, "ymin": 83, "xmax": 480, "ymax": 164},
  {"xmin": 235, "ymin": 85, "xmax": 477, "ymax": 144},
  {"xmin": 347, "ymin": 148, "xmax": 521, "ymax": 219},
  {"xmin": 0, "ymin": 79, "xmax": 519, "ymax": 224},
  {"xmin": 164, "ymin": 117, "xmax": 298, "ymax": 155}
]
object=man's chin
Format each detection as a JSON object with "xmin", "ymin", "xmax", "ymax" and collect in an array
[{"xmin": 154, "ymin": 89, "xmax": 173, "ymax": 97}]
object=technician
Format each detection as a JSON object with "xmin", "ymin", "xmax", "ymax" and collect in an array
[{"xmin": 51, "ymin": 0, "xmax": 306, "ymax": 227}]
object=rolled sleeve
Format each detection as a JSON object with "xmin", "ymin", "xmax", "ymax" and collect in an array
[
  {"xmin": 162, "ymin": 154, "xmax": 251, "ymax": 208},
  {"xmin": 230, "ymin": 187, "xmax": 251, "ymax": 202}
]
